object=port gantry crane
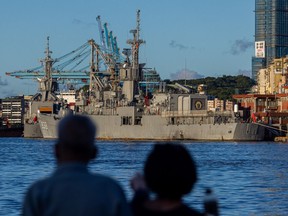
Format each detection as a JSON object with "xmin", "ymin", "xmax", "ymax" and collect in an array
[
  {"xmin": 5, "ymin": 16, "xmax": 124, "ymax": 89},
  {"xmin": 96, "ymin": 15, "xmax": 107, "ymax": 50},
  {"xmin": 6, "ymin": 10, "xmax": 161, "ymax": 101},
  {"xmin": 97, "ymin": 15, "xmax": 122, "ymax": 62},
  {"xmin": 6, "ymin": 37, "xmax": 92, "ymax": 83}
]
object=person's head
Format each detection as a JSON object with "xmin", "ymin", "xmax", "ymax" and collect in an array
[
  {"xmin": 144, "ymin": 143, "xmax": 197, "ymax": 200},
  {"xmin": 55, "ymin": 115, "xmax": 97, "ymax": 164}
]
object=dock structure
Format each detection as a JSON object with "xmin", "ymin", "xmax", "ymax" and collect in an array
[{"xmin": 233, "ymin": 93, "xmax": 288, "ymax": 139}]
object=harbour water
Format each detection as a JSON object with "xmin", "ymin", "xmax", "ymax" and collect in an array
[{"xmin": 1, "ymin": 138, "xmax": 288, "ymax": 216}]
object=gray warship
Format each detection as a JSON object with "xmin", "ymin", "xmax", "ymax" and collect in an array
[{"xmin": 22, "ymin": 10, "xmax": 265, "ymax": 141}]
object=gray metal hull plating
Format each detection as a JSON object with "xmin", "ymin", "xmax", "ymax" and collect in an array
[
  {"xmin": 23, "ymin": 123, "xmax": 43, "ymax": 138},
  {"xmin": 38, "ymin": 114, "xmax": 265, "ymax": 141}
]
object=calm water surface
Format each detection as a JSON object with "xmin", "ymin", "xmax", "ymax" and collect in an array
[{"xmin": 0, "ymin": 138, "xmax": 288, "ymax": 216}]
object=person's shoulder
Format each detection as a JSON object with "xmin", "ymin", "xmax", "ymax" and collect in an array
[
  {"xmin": 178, "ymin": 204, "xmax": 204, "ymax": 216},
  {"xmin": 91, "ymin": 173, "xmax": 123, "ymax": 188},
  {"xmin": 88, "ymin": 173, "xmax": 128, "ymax": 200},
  {"xmin": 131, "ymin": 203, "xmax": 203, "ymax": 216},
  {"xmin": 91, "ymin": 172, "xmax": 116, "ymax": 181},
  {"xmin": 25, "ymin": 175, "xmax": 52, "ymax": 196}
]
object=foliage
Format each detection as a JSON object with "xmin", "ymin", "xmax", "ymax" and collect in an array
[
  {"xmin": 76, "ymin": 76, "xmax": 255, "ymax": 101},
  {"xmin": 170, "ymin": 75, "xmax": 255, "ymax": 100}
]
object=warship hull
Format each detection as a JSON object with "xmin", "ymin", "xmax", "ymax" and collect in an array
[
  {"xmin": 23, "ymin": 123, "xmax": 43, "ymax": 138},
  {"xmin": 20, "ymin": 12, "xmax": 266, "ymax": 142},
  {"xmin": 37, "ymin": 113, "xmax": 265, "ymax": 141}
]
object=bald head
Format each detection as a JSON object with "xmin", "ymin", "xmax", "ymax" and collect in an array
[{"xmin": 55, "ymin": 115, "xmax": 97, "ymax": 164}]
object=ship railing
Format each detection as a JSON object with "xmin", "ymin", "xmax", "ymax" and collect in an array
[
  {"xmin": 213, "ymin": 110, "xmax": 234, "ymax": 116},
  {"xmin": 87, "ymin": 107, "xmax": 117, "ymax": 115},
  {"xmin": 161, "ymin": 110, "xmax": 234, "ymax": 118}
]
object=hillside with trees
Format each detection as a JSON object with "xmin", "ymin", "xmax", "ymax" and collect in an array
[
  {"xmin": 78, "ymin": 75, "xmax": 255, "ymax": 101},
  {"xmin": 165, "ymin": 75, "xmax": 255, "ymax": 100}
]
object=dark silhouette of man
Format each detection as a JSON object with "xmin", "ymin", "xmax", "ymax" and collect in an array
[{"xmin": 22, "ymin": 115, "xmax": 131, "ymax": 216}]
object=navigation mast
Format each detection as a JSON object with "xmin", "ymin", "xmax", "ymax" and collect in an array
[
  {"xmin": 119, "ymin": 10, "xmax": 146, "ymax": 102},
  {"xmin": 39, "ymin": 36, "xmax": 57, "ymax": 101},
  {"xmin": 127, "ymin": 9, "xmax": 145, "ymax": 81}
]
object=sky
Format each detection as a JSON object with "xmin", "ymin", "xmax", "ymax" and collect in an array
[{"xmin": 0, "ymin": 0, "xmax": 255, "ymax": 98}]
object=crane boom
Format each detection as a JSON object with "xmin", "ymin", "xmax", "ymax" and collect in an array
[
  {"xmin": 113, "ymin": 36, "xmax": 120, "ymax": 58},
  {"xmin": 96, "ymin": 16, "xmax": 106, "ymax": 49},
  {"xmin": 109, "ymin": 31, "xmax": 115, "ymax": 53},
  {"xmin": 103, "ymin": 23, "xmax": 111, "ymax": 51}
]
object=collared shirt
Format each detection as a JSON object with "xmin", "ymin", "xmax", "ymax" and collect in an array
[{"xmin": 22, "ymin": 163, "xmax": 132, "ymax": 216}]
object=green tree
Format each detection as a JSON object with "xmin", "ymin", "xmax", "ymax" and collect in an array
[{"xmin": 171, "ymin": 75, "xmax": 255, "ymax": 100}]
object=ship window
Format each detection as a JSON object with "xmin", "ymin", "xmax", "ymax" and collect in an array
[
  {"xmin": 171, "ymin": 117, "xmax": 175, "ymax": 125},
  {"xmin": 122, "ymin": 116, "xmax": 132, "ymax": 125},
  {"xmin": 134, "ymin": 117, "xmax": 142, "ymax": 125}
]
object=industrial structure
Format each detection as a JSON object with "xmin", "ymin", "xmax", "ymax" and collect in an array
[
  {"xmin": 234, "ymin": 54, "xmax": 288, "ymax": 139},
  {"xmin": 13, "ymin": 10, "xmax": 265, "ymax": 141},
  {"xmin": 0, "ymin": 96, "xmax": 25, "ymax": 137},
  {"xmin": 252, "ymin": 0, "xmax": 288, "ymax": 81},
  {"xmin": 5, "ymin": 15, "xmax": 160, "ymax": 93},
  {"xmin": 0, "ymin": 96, "xmax": 25, "ymax": 126}
]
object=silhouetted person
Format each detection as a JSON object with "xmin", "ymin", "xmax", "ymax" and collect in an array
[
  {"xmin": 130, "ymin": 143, "xmax": 203, "ymax": 216},
  {"xmin": 22, "ymin": 115, "xmax": 131, "ymax": 216}
]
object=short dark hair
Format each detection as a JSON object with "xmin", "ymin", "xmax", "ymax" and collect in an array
[
  {"xmin": 57, "ymin": 115, "xmax": 96, "ymax": 155},
  {"xmin": 144, "ymin": 143, "xmax": 197, "ymax": 200}
]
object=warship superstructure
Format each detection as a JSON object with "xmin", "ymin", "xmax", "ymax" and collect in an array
[{"xmin": 22, "ymin": 10, "xmax": 265, "ymax": 141}]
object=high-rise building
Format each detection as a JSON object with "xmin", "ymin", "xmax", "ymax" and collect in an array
[
  {"xmin": 252, "ymin": 0, "xmax": 288, "ymax": 81},
  {"xmin": 1, "ymin": 96, "xmax": 25, "ymax": 125}
]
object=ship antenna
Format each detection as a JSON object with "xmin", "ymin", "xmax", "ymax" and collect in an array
[
  {"xmin": 45, "ymin": 36, "xmax": 52, "ymax": 58},
  {"xmin": 127, "ymin": 10, "xmax": 145, "ymax": 80},
  {"xmin": 137, "ymin": 9, "xmax": 140, "ymax": 41},
  {"xmin": 40, "ymin": 36, "xmax": 54, "ymax": 101}
]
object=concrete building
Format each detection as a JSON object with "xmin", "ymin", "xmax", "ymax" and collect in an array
[
  {"xmin": 1, "ymin": 96, "xmax": 25, "ymax": 125},
  {"xmin": 225, "ymin": 101, "xmax": 234, "ymax": 111},
  {"xmin": 214, "ymin": 98, "xmax": 225, "ymax": 111},
  {"xmin": 257, "ymin": 56, "xmax": 288, "ymax": 94},
  {"xmin": 252, "ymin": 0, "xmax": 288, "ymax": 81},
  {"xmin": 207, "ymin": 98, "xmax": 233, "ymax": 112},
  {"xmin": 207, "ymin": 100, "xmax": 215, "ymax": 111}
]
